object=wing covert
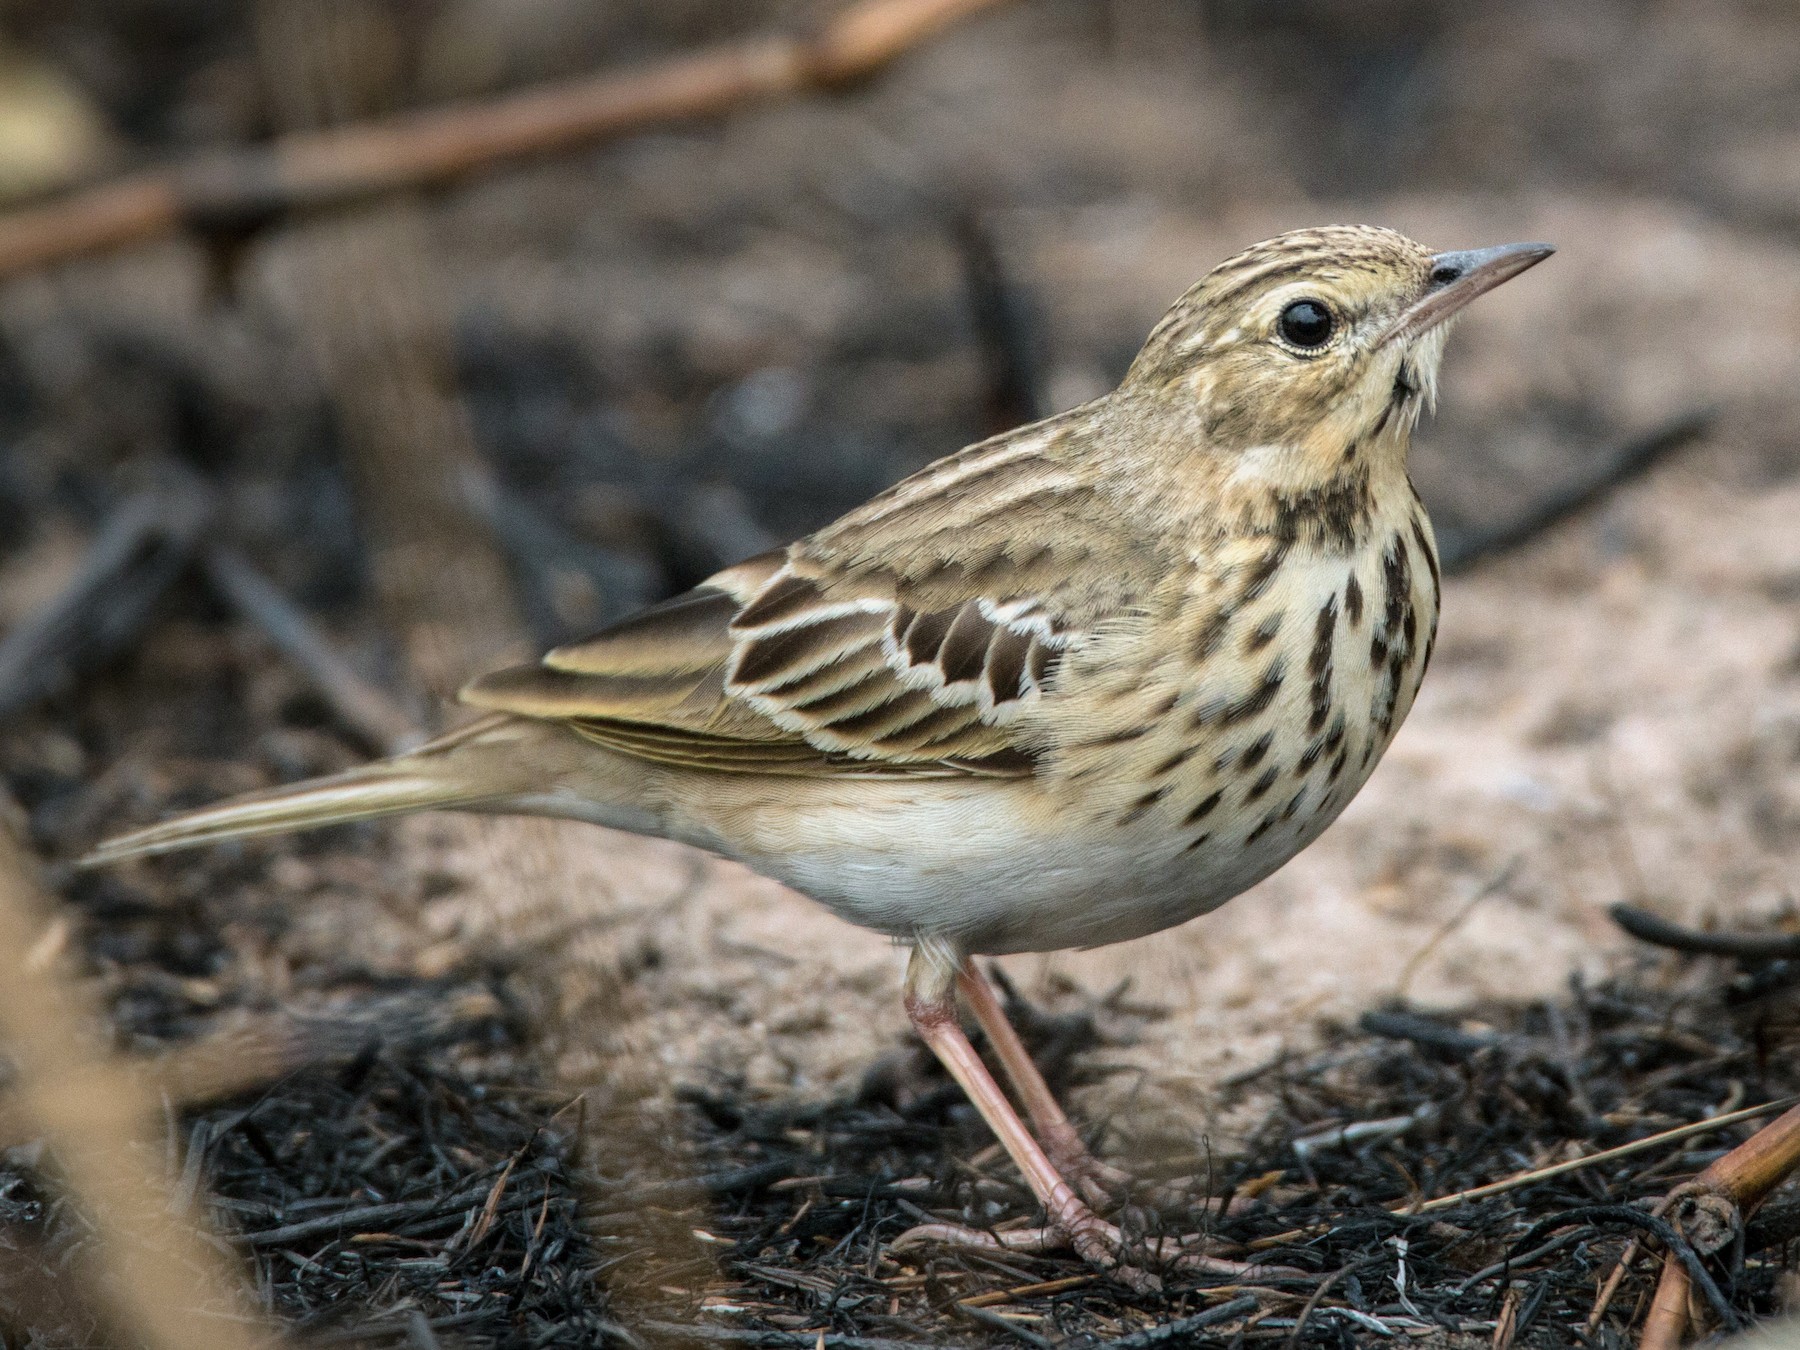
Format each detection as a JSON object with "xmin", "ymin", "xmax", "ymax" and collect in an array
[{"xmin": 460, "ymin": 423, "xmax": 1149, "ymax": 776}]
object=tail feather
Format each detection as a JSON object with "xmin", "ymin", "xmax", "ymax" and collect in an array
[{"xmin": 80, "ymin": 715, "xmax": 540, "ymax": 866}]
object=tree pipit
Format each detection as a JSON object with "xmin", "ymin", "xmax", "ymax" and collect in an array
[{"xmin": 86, "ymin": 225, "xmax": 1552, "ymax": 1287}]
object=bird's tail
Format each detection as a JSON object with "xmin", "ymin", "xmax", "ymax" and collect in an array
[{"xmin": 80, "ymin": 715, "xmax": 551, "ymax": 867}]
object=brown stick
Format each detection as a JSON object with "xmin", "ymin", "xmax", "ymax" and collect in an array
[
  {"xmin": 1637, "ymin": 1102, "xmax": 1800, "ymax": 1348},
  {"xmin": 1638, "ymin": 1259, "xmax": 1691, "ymax": 1350},
  {"xmin": 0, "ymin": 794, "xmax": 267, "ymax": 1349},
  {"xmin": 0, "ymin": 0, "xmax": 1016, "ymax": 280}
]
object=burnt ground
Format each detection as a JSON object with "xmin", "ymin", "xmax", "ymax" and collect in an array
[
  {"xmin": 4, "ymin": 912, "xmax": 1797, "ymax": 1348},
  {"xmin": 3, "ymin": 0, "xmax": 1800, "ymax": 1345}
]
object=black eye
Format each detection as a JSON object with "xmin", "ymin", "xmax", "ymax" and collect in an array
[{"xmin": 1277, "ymin": 299, "xmax": 1335, "ymax": 349}]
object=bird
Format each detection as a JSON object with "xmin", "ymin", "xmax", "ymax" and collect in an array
[{"xmin": 84, "ymin": 224, "xmax": 1552, "ymax": 1285}]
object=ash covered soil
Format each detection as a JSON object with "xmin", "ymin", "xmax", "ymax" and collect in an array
[{"xmin": 2, "ymin": 0, "xmax": 1800, "ymax": 1344}]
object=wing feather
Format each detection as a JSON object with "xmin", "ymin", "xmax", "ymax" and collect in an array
[{"xmin": 461, "ymin": 421, "xmax": 1153, "ymax": 777}]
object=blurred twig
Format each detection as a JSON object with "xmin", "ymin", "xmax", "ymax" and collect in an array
[
  {"xmin": 1610, "ymin": 903, "xmax": 1800, "ymax": 961},
  {"xmin": 0, "ymin": 790, "xmax": 266, "ymax": 1349},
  {"xmin": 0, "ymin": 0, "xmax": 1018, "ymax": 280},
  {"xmin": 0, "ymin": 469, "xmax": 213, "ymax": 721},
  {"xmin": 1438, "ymin": 409, "xmax": 1712, "ymax": 574},
  {"xmin": 953, "ymin": 209, "xmax": 1049, "ymax": 434},
  {"xmin": 201, "ymin": 544, "xmax": 421, "ymax": 754}
]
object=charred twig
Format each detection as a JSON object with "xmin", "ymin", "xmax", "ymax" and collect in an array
[
  {"xmin": 1097, "ymin": 1295, "xmax": 1261, "ymax": 1348},
  {"xmin": 1438, "ymin": 409, "xmax": 1712, "ymax": 574},
  {"xmin": 1610, "ymin": 903, "xmax": 1800, "ymax": 962},
  {"xmin": 1485, "ymin": 1206, "xmax": 1740, "ymax": 1331},
  {"xmin": 201, "ymin": 546, "xmax": 421, "ymax": 755},
  {"xmin": 1249, "ymin": 1094, "xmax": 1800, "ymax": 1250},
  {"xmin": 241, "ymin": 1175, "xmax": 504, "ymax": 1248},
  {"xmin": 638, "ymin": 1326, "xmax": 940, "ymax": 1350},
  {"xmin": 955, "ymin": 1299, "xmax": 1055, "ymax": 1348},
  {"xmin": 1358, "ymin": 1009, "xmax": 1501, "ymax": 1058},
  {"xmin": 0, "ymin": 471, "xmax": 214, "ymax": 720},
  {"xmin": 0, "ymin": 0, "xmax": 1017, "ymax": 280}
]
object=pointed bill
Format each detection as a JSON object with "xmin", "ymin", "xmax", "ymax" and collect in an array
[{"xmin": 1380, "ymin": 241, "xmax": 1555, "ymax": 346}]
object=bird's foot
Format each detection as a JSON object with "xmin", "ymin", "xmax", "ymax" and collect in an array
[
  {"xmin": 1040, "ymin": 1123, "xmax": 1135, "ymax": 1209},
  {"xmin": 1041, "ymin": 1123, "xmax": 1253, "ymax": 1218},
  {"xmin": 892, "ymin": 1195, "xmax": 1288, "ymax": 1295}
]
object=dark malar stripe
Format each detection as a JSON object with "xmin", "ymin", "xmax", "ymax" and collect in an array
[{"xmin": 1411, "ymin": 515, "xmax": 1441, "ymax": 597}]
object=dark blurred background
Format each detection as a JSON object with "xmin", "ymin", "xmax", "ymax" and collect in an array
[{"xmin": 4, "ymin": 0, "xmax": 1795, "ymax": 671}]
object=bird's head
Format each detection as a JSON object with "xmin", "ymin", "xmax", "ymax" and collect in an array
[{"xmin": 1124, "ymin": 225, "xmax": 1552, "ymax": 486}]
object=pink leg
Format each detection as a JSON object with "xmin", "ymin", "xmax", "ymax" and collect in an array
[
  {"xmin": 892, "ymin": 943, "xmax": 1277, "ymax": 1289},
  {"xmin": 956, "ymin": 963, "xmax": 1134, "ymax": 1205}
]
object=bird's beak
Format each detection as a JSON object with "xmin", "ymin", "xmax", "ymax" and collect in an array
[{"xmin": 1380, "ymin": 241, "xmax": 1555, "ymax": 346}]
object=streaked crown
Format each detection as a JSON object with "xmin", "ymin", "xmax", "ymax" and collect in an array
[{"xmin": 1121, "ymin": 225, "xmax": 1550, "ymax": 482}]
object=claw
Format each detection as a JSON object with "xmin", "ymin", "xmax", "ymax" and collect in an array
[{"xmin": 892, "ymin": 1205, "xmax": 1301, "ymax": 1295}]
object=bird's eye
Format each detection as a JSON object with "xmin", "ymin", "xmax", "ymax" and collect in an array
[{"xmin": 1277, "ymin": 299, "xmax": 1335, "ymax": 349}]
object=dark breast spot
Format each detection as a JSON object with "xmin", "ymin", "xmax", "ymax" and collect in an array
[
  {"xmin": 1381, "ymin": 535, "xmax": 1413, "ymax": 641},
  {"xmin": 1192, "ymin": 608, "xmax": 1233, "ymax": 661},
  {"xmin": 1183, "ymin": 790, "xmax": 1223, "ymax": 826},
  {"xmin": 1211, "ymin": 660, "xmax": 1285, "ymax": 727},
  {"xmin": 1117, "ymin": 785, "xmax": 1168, "ymax": 827},
  {"xmin": 1239, "ymin": 733, "xmax": 1273, "ymax": 769},
  {"xmin": 1239, "ymin": 544, "xmax": 1290, "ymax": 602},
  {"xmin": 1152, "ymin": 745, "xmax": 1198, "ymax": 776},
  {"xmin": 1246, "ymin": 765, "xmax": 1279, "ymax": 802},
  {"xmin": 1345, "ymin": 574, "xmax": 1364, "ymax": 626},
  {"xmin": 1244, "ymin": 613, "xmax": 1282, "ymax": 653},
  {"xmin": 1309, "ymin": 598, "xmax": 1339, "ymax": 678},
  {"xmin": 1324, "ymin": 715, "xmax": 1346, "ymax": 753}
]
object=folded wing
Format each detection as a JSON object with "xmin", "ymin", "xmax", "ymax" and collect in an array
[{"xmin": 460, "ymin": 424, "xmax": 1143, "ymax": 779}]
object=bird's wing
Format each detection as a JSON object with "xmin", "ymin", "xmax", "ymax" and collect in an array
[{"xmin": 461, "ymin": 421, "xmax": 1163, "ymax": 777}]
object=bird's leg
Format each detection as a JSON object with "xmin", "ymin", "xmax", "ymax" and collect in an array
[
  {"xmin": 955, "ymin": 961, "xmax": 1132, "ymax": 1207},
  {"xmin": 893, "ymin": 941, "xmax": 1268, "ymax": 1291}
]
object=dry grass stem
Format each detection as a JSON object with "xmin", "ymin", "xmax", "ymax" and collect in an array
[
  {"xmin": 0, "ymin": 0, "xmax": 1016, "ymax": 280},
  {"xmin": 0, "ymin": 797, "xmax": 265, "ymax": 1350}
]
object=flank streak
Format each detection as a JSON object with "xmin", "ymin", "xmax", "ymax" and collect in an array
[{"xmin": 1307, "ymin": 595, "xmax": 1338, "ymax": 735}]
